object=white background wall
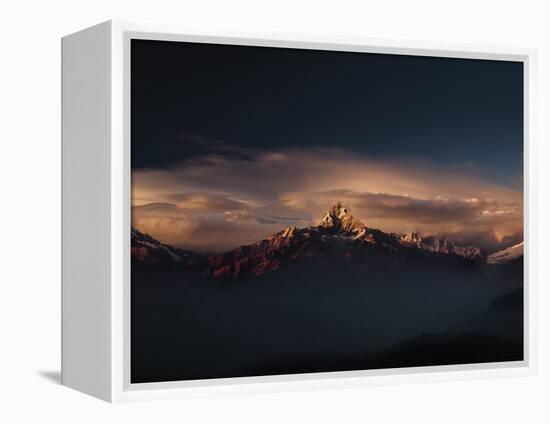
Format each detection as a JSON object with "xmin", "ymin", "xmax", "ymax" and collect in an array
[{"xmin": 0, "ymin": 0, "xmax": 548, "ymax": 421}]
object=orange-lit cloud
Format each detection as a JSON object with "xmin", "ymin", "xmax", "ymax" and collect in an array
[{"xmin": 132, "ymin": 148, "xmax": 523, "ymax": 253}]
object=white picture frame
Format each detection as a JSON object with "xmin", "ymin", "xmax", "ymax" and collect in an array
[{"xmin": 61, "ymin": 20, "xmax": 537, "ymax": 402}]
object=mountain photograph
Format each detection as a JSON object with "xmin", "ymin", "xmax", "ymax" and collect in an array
[{"xmin": 130, "ymin": 39, "xmax": 524, "ymax": 383}]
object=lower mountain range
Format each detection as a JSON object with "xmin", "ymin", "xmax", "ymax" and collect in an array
[
  {"xmin": 131, "ymin": 203, "xmax": 524, "ymax": 383},
  {"xmin": 131, "ymin": 203, "xmax": 523, "ymax": 277}
]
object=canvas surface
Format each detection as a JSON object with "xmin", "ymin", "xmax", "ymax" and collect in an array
[{"xmin": 129, "ymin": 39, "xmax": 524, "ymax": 383}]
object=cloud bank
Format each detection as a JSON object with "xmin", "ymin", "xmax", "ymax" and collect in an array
[{"xmin": 132, "ymin": 148, "xmax": 523, "ymax": 253}]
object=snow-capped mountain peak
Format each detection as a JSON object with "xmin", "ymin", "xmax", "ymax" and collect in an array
[
  {"xmin": 400, "ymin": 232, "xmax": 423, "ymax": 243},
  {"xmin": 486, "ymin": 241, "xmax": 524, "ymax": 265},
  {"xmin": 319, "ymin": 203, "xmax": 365, "ymax": 234},
  {"xmin": 131, "ymin": 227, "xmax": 204, "ymax": 267},
  {"xmin": 399, "ymin": 232, "xmax": 484, "ymax": 261}
]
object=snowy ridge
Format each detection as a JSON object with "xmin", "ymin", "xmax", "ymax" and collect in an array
[
  {"xmin": 486, "ymin": 241, "xmax": 524, "ymax": 265},
  {"xmin": 131, "ymin": 227, "xmax": 204, "ymax": 266}
]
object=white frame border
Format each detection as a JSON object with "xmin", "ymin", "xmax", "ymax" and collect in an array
[{"xmin": 109, "ymin": 20, "xmax": 537, "ymax": 403}]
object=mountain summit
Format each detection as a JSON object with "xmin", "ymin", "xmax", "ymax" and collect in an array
[
  {"xmin": 320, "ymin": 202, "xmax": 365, "ymax": 234},
  {"xmin": 205, "ymin": 203, "xmax": 484, "ymax": 278}
]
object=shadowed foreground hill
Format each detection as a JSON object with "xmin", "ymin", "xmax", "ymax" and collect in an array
[{"xmin": 130, "ymin": 204, "xmax": 524, "ymax": 383}]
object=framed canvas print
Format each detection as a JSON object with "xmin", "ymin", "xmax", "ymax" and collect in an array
[{"xmin": 61, "ymin": 21, "xmax": 537, "ymax": 402}]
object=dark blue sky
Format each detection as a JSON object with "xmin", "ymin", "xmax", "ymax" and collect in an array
[{"xmin": 131, "ymin": 39, "xmax": 523, "ymax": 187}]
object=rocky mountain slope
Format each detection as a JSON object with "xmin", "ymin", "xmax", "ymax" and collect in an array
[
  {"xmin": 132, "ymin": 203, "xmax": 520, "ymax": 278},
  {"xmin": 131, "ymin": 227, "xmax": 205, "ymax": 267},
  {"xmin": 205, "ymin": 203, "xmax": 487, "ymax": 278}
]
